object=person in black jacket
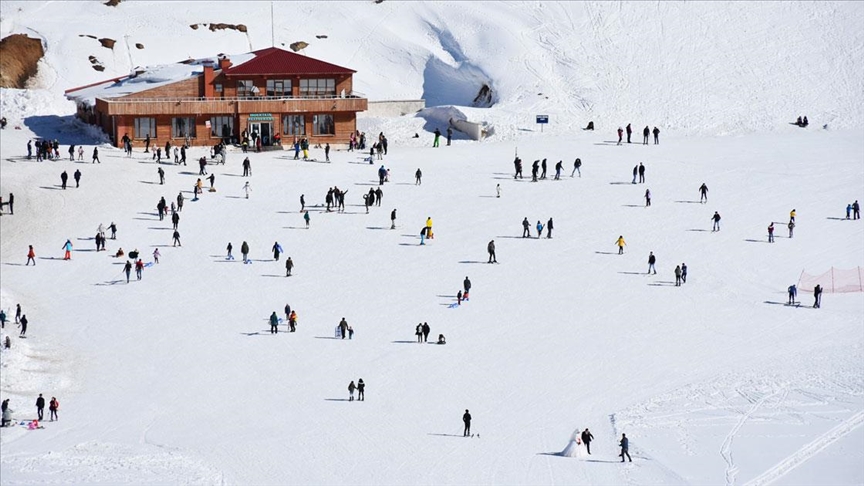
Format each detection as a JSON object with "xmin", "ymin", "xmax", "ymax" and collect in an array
[
  {"xmin": 463, "ymin": 409, "xmax": 472, "ymax": 436},
  {"xmin": 35, "ymin": 394, "xmax": 45, "ymax": 420},
  {"xmin": 60, "ymin": 171, "xmax": 68, "ymax": 190},
  {"xmin": 638, "ymin": 163, "xmax": 645, "ymax": 183},
  {"xmin": 648, "ymin": 252, "xmax": 656, "ymax": 274},
  {"xmin": 546, "ymin": 218, "xmax": 554, "ymax": 238},
  {"xmin": 357, "ymin": 379, "xmax": 365, "ymax": 401},
  {"xmin": 581, "ymin": 428, "xmax": 594, "ymax": 454},
  {"xmin": 463, "ymin": 277, "xmax": 472, "ymax": 295},
  {"xmin": 487, "ymin": 240, "xmax": 496, "ymax": 263},
  {"xmin": 73, "ymin": 170, "xmax": 81, "ymax": 188},
  {"xmin": 18, "ymin": 315, "xmax": 27, "ymax": 336},
  {"xmin": 421, "ymin": 322, "xmax": 430, "ymax": 342},
  {"xmin": 652, "ymin": 126, "xmax": 660, "ymax": 144},
  {"xmin": 643, "ymin": 126, "xmax": 650, "ymax": 145}
]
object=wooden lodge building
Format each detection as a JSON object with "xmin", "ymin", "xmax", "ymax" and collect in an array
[{"xmin": 65, "ymin": 47, "xmax": 367, "ymax": 148}]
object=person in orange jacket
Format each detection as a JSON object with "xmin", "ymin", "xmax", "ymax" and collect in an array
[{"xmin": 26, "ymin": 245, "xmax": 35, "ymax": 265}]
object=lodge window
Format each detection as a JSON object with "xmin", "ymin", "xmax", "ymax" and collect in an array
[
  {"xmin": 237, "ymin": 80, "xmax": 255, "ymax": 98},
  {"xmin": 267, "ymin": 79, "xmax": 292, "ymax": 97},
  {"xmin": 283, "ymin": 115, "xmax": 305, "ymax": 136},
  {"xmin": 172, "ymin": 117, "xmax": 196, "ymax": 138},
  {"xmin": 300, "ymin": 78, "xmax": 335, "ymax": 97},
  {"xmin": 312, "ymin": 114, "xmax": 335, "ymax": 135},
  {"xmin": 134, "ymin": 117, "xmax": 156, "ymax": 139},
  {"xmin": 215, "ymin": 83, "xmax": 223, "ymax": 93},
  {"xmin": 210, "ymin": 116, "xmax": 234, "ymax": 139}
]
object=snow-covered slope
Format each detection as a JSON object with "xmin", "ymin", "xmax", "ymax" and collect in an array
[
  {"xmin": 1, "ymin": 1, "xmax": 863, "ymax": 485},
  {"xmin": 2, "ymin": 1, "xmax": 864, "ymax": 136}
]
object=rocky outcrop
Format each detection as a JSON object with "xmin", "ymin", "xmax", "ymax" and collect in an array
[{"xmin": 0, "ymin": 34, "xmax": 44, "ymax": 88}]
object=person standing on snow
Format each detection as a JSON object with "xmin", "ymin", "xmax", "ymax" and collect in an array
[
  {"xmin": 425, "ymin": 217, "xmax": 433, "ymax": 239},
  {"xmin": 391, "ymin": 209, "xmax": 397, "ymax": 229},
  {"xmin": 463, "ymin": 410, "xmax": 472, "ymax": 437},
  {"xmin": 617, "ymin": 127, "xmax": 623, "ymax": 145},
  {"xmin": 270, "ymin": 311, "xmax": 279, "ymax": 334},
  {"xmin": 62, "ymin": 239, "xmax": 73, "ymax": 260},
  {"xmin": 788, "ymin": 284, "xmax": 797, "ymax": 305},
  {"xmin": 652, "ymin": 126, "xmax": 660, "ymax": 144},
  {"xmin": 643, "ymin": 126, "xmax": 650, "ymax": 145},
  {"xmin": 616, "ymin": 235, "xmax": 626, "ymax": 255},
  {"xmin": 241, "ymin": 241, "xmax": 250, "ymax": 263},
  {"xmin": 272, "ymin": 242, "xmax": 282, "ymax": 261},
  {"xmin": 681, "ymin": 263, "xmax": 688, "ymax": 283},
  {"xmin": 463, "ymin": 277, "xmax": 472, "ymax": 297},
  {"xmin": 787, "ymin": 220, "xmax": 795, "ymax": 238},
  {"xmin": 522, "ymin": 217, "xmax": 531, "ymax": 238},
  {"xmin": 348, "ymin": 381, "xmax": 356, "ymax": 401},
  {"xmin": 285, "ymin": 257, "xmax": 293, "ymax": 277},
  {"xmin": 243, "ymin": 181, "xmax": 251, "ymax": 199},
  {"xmin": 415, "ymin": 168, "xmax": 422, "ymax": 185},
  {"xmin": 339, "ymin": 318, "xmax": 349, "ymax": 340},
  {"xmin": 626, "ymin": 123, "xmax": 632, "ymax": 143},
  {"xmin": 172, "ymin": 230, "xmax": 181, "ymax": 247},
  {"xmin": 487, "ymin": 240, "xmax": 497, "ymax": 263},
  {"xmin": 540, "ymin": 158, "xmax": 547, "ymax": 180},
  {"xmin": 35, "ymin": 394, "xmax": 45, "ymax": 421},
  {"xmin": 514, "ymin": 156, "xmax": 523, "ymax": 179},
  {"xmin": 699, "ymin": 183, "xmax": 708, "ymax": 203},
  {"xmin": 814, "ymin": 284, "xmax": 823, "ymax": 308},
  {"xmin": 153, "ymin": 248, "xmax": 160, "ymax": 264},
  {"xmin": 572, "ymin": 158, "xmax": 582, "ymax": 178},
  {"xmin": 496, "ymin": 184, "xmax": 501, "ymax": 198},
  {"xmin": 674, "ymin": 265, "xmax": 682, "ymax": 286},
  {"xmin": 26, "ymin": 245, "xmax": 36, "ymax": 266},
  {"xmin": 49, "ymin": 397, "xmax": 59, "ymax": 421},
  {"xmin": 647, "ymin": 252, "xmax": 656, "ymax": 274},
  {"xmin": 422, "ymin": 322, "xmax": 430, "ymax": 342},
  {"xmin": 768, "ymin": 222, "xmax": 775, "ymax": 242},
  {"xmin": 853, "ymin": 200, "xmax": 860, "ymax": 220},
  {"xmin": 581, "ymin": 428, "xmax": 594, "ymax": 454},
  {"xmin": 446, "ymin": 127, "xmax": 453, "ymax": 146},
  {"xmin": 242, "ymin": 157, "xmax": 251, "ymax": 177},
  {"xmin": 554, "ymin": 160, "xmax": 563, "ymax": 180},
  {"xmin": 357, "ymin": 379, "xmax": 365, "ymax": 401},
  {"xmin": 531, "ymin": 160, "xmax": 540, "ymax": 182},
  {"xmin": 638, "ymin": 163, "xmax": 645, "ymax": 183},
  {"xmin": 631, "ymin": 165, "xmax": 638, "ymax": 184},
  {"xmin": 73, "ymin": 169, "xmax": 81, "ymax": 188},
  {"xmin": 620, "ymin": 434, "xmax": 632, "ymax": 462},
  {"xmin": 304, "ymin": 210, "xmax": 310, "ymax": 228},
  {"xmin": 60, "ymin": 171, "xmax": 68, "ymax": 190},
  {"xmin": 92, "ymin": 147, "xmax": 100, "ymax": 163},
  {"xmin": 324, "ymin": 143, "xmax": 330, "ymax": 162},
  {"xmin": 433, "ymin": 128, "xmax": 441, "ymax": 147},
  {"xmin": 645, "ymin": 189, "xmax": 652, "ymax": 207},
  {"xmin": 124, "ymin": 260, "xmax": 133, "ymax": 283},
  {"xmin": 536, "ymin": 220, "xmax": 544, "ymax": 238},
  {"xmin": 18, "ymin": 314, "xmax": 28, "ymax": 336},
  {"xmin": 711, "ymin": 211, "xmax": 721, "ymax": 231},
  {"xmin": 135, "ymin": 259, "xmax": 144, "ymax": 280},
  {"xmin": 172, "ymin": 212, "xmax": 180, "ymax": 231}
]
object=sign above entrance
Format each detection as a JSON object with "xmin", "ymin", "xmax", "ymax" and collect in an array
[{"xmin": 249, "ymin": 113, "xmax": 273, "ymax": 121}]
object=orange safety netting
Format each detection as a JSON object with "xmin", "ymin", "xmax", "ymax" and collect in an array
[{"xmin": 798, "ymin": 267, "xmax": 864, "ymax": 293}]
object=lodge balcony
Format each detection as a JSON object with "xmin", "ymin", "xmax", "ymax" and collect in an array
[{"xmin": 96, "ymin": 93, "xmax": 368, "ymax": 116}]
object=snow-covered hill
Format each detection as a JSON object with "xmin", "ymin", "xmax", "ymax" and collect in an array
[{"xmin": 1, "ymin": 1, "xmax": 863, "ymax": 485}]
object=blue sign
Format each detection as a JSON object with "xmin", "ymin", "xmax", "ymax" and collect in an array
[{"xmin": 536, "ymin": 115, "xmax": 549, "ymax": 124}]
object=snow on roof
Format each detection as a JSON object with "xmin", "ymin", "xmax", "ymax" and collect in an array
[{"xmin": 65, "ymin": 52, "xmax": 255, "ymax": 106}]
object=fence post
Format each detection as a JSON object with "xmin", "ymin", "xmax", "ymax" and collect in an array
[
  {"xmin": 859, "ymin": 266, "xmax": 863, "ymax": 292},
  {"xmin": 831, "ymin": 267, "xmax": 835, "ymax": 293}
]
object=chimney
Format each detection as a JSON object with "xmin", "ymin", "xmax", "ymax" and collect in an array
[
  {"xmin": 202, "ymin": 61, "xmax": 215, "ymax": 98},
  {"xmin": 219, "ymin": 56, "xmax": 232, "ymax": 71}
]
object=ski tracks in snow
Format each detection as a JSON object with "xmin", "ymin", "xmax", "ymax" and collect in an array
[
  {"xmin": 719, "ymin": 387, "xmax": 784, "ymax": 486},
  {"xmin": 744, "ymin": 409, "xmax": 864, "ymax": 486}
]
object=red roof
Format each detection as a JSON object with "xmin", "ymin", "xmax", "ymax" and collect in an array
[{"xmin": 223, "ymin": 47, "xmax": 355, "ymax": 76}]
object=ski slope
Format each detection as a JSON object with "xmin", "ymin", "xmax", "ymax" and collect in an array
[{"xmin": 1, "ymin": 1, "xmax": 864, "ymax": 485}]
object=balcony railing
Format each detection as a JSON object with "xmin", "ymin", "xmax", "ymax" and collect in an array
[
  {"xmin": 97, "ymin": 93, "xmax": 368, "ymax": 116},
  {"xmin": 100, "ymin": 91, "xmax": 366, "ymax": 104}
]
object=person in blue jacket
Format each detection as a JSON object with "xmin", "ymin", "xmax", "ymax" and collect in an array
[
  {"xmin": 536, "ymin": 221, "xmax": 544, "ymax": 239},
  {"xmin": 293, "ymin": 140, "xmax": 301, "ymax": 160},
  {"xmin": 378, "ymin": 165, "xmax": 387, "ymax": 185},
  {"xmin": 788, "ymin": 284, "xmax": 797, "ymax": 304},
  {"xmin": 272, "ymin": 242, "xmax": 282, "ymax": 261}
]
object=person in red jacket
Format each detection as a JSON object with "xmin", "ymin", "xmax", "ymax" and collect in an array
[
  {"xmin": 135, "ymin": 259, "xmax": 144, "ymax": 280},
  {"xmin": 26, "ymin": 245, "xmax": 35, "ymax": 265},
  {"xmin": 49, "ymin": 397, "xmax": 59, "ymax": 421},
  {"xmin": 617, "ymin": 127, "xmax": 623, "ymax": 145}
]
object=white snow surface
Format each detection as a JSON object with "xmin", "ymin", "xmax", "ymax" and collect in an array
[{"xmin": 1, "ymin": 1, "xmax": 863, "ymax": 485}]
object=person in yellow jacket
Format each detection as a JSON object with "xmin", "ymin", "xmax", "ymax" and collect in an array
[
  {"xmin": 789, "ymin": 209, "xmax": 796, "ymax": 223},
  {"xmin": 426, "ymin": 217, "xmax": 434, "ymax": 239},
  {"xmin": 616, "ymin": 235, "xmax": 626, "ymax": 255}
]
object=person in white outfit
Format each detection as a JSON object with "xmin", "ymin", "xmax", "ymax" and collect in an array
[
  {"xmin": 559, "ymin": 428, "xmax": 588, "ymax": 458},
  {"xmin": 243, "ymin": 182, "xmax": 251, "ymax": 199}
]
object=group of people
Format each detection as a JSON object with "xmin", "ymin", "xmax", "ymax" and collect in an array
[
  {"xmin": 616, "ymin": 124, "xmax": 660, "ymax": 145},
  {"xmin": 1, "ymin": 396, "xmax": 59, "ymax": 428},
  {"xmin": 520, "ymin": 217, "xmax": 554, "ymax": 239},
  {"xmin": 787, "ymin": 283, "xmax": 823, "ymax": 308}
]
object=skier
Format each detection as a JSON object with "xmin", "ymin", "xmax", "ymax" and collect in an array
[
  {"xmin": 26, "ymin": 245, "xmax": 35, "ymax": 265},
  {"xmin": 391, "ymin": 209, "xmax": 397, "ymax": 229},
  {"xmin": 172, "ymin": 230, "xmax": 181, "ymax": 247},
  {"xmin": 241, "ymin": 241, "xmax": 250, "ymax": 263},
  {"xmin": 487, "ymin": 240, "xmax": 497, "ymax": 263},
  {"xmin": 532, "ymin": 160, "xmax": 539, "ymax": 182},
  {"xmin": 73, "ymin": 169, "xmax": 81, "ymax": 188},
  {"xmin": 644, "ymin": 189, "xmax": 651, "ymax": 207},
  {"xmin": 616, "ymin": 235, "xmax": 626, "ymax": 255},
  {"xmin": 581, "ymin": 428, "xmax": 594, "ymax": 454},
  {"xmin": 348, "ymin": 381, "xmax": 356, "ymax": 401},
  {"xmin": 285, "ymin": 257, "xmax": 293, "ymax": 277},
  {"xmin": 35, "ymin": 394, "xmax": 45, "ymax": 421},
  {"xmin": 620, "ymin": 434, "xmax": 632, "ymax": 462},
  {"xmin": 617, "ymin": 127, "xmax": 623, "ymax": 145},
  {"xmin": 446, "ymin": 126, "xmax": 453, "ymax": 146},
  {"xmin": 463, "ymin": 409, "xmax": 472, "ymax": 437},
  {"xmin": 768, "ymin": 222, "xmax": 775, "ymax": 242},
  {"xmin": 339, "ymin": 318, "xmax": 349, "ymax": 340},
  {"xmin": 847, "ymin": 203, "xmax": 853, "ymax": 219},
  {"xmin": 536, "ymin": 220, "xmax": 544, "ymax": 238},
  {"xmin": 18, "ymin": 315, "xmax": 27, "ymax": 336},
  {"xmin": 652, "ymin": 126, "xmax": 660, "ymax": 144},
  {"xmin": 643, "ymin": 126, "xmax": 650, "ymax": 145},
  {"xmin": 135, "ymin": 259, "xmax": 144, "ymax": 280},
  {"xmin": 433, "ymin": 128, "xmax": 441, "ymax": 147},
  {"xmin": 62, "ymin": 239, "xmax": 73, "ymax": 260},
  {"xmin": 124, "ymin": 260, "xmax": 132, "ymax": 283},
  {"xmin": 415, "ymin": 168, "xmax": 422, "ymax": 185},
  {"xmin": 243, "ymin": 181, "xmax": 251, "ymax": 199},
  {"xmin": 357, "ymin": 379, "xmax": 365, "ymax": 401},
  {"xmin": 699, "ymin": 183, "xmax": 708, "ymax": 203},
  {"xmin": 711, "ymin": 211, "xmax": 721, "ymax": 231},
  {"xmin": 675, "ymin": 265, "xmax": 682, "ymax": 286},
  {"xmin": 787, "ymin": 220, "xmax": 795, "ymax": 238},
  {"xmin": 788, "ymin": 284, "xmax": 797, "ymax": 305},
  {"xmin": 554, "ymin": 160, "xmax": 563, "ymax": 180},
  {"xmin": 270, "ymin": 311, "xmax": 279, "ymax": 334},
  {"xmin": 522, "ymin": 217, "xmax": 531, "ymax": 238},
  {"xmin": 60, "ymin": 171, "xmax": 68, "ymax": 190},
  {"xmin": 572, "ymin": 158, "xmax": 582, "ymax": 178},
  {"xmin": 647, "ymin": 252, "xmax": 656, "ymax": 274},
  {"xmin": 272, "ymin": 242, "xmax": 282, "ymax": 261},
  {"xmin": 638, "ymin": 163, "xmax": 645, "ymax": 183},
  {"xmin": 49, "ymin": 397, "xmax": 58, "ymax": 421},
  {"xmin": 304, "ymin": 210, "xmax": 310, "ymax": 228},
  {"xmin": 545, "ymin": 217, "xmax": 553, "ymax": 238},
  {"xmin": 681, "ymin": 263, "xmax": 687, "ymax": 283},
  {"xmin": 814, "ymin": 284, "xmax": 823, "ymax": 308}
]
